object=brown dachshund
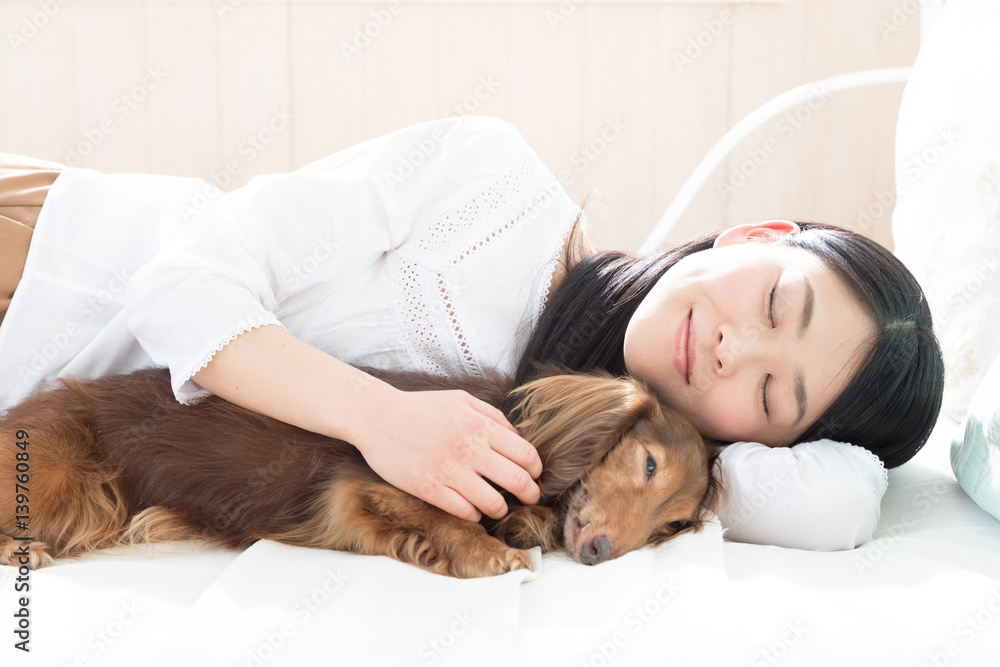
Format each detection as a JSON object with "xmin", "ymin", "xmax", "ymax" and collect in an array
[{"xmin": 0, "ymin": 364, "xmax": 722, "ymax": 578}]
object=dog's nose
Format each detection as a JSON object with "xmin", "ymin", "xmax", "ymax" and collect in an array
[{"xmin": 580, "ymin": 535, "xmax": 612, "ymax": 565}]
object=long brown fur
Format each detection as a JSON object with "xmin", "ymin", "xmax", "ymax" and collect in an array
[{"xmin": 0, "ymin": 363, "xmax": 723, "ymax": 578}]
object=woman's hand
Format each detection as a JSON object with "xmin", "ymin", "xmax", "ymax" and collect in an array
[
  {"xmin": 351, "ymin": 385, "xmax": 543, "ymax": 523},
  {"xmin": 186, "ymin": 324, "xmax": 538, "ymax": 523}
]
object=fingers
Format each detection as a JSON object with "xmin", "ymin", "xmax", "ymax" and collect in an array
[
  {"xmin": 464, "ymin": 395, "xmax": 543, "ymax": 480},
  {"xmin": 466, "ymin": 395, "xmax": 521, "ymax": 436},
  {"xmin": 420, "ymin": 481, "xmax": 482, "ymax": 523},
  {"xmin": 489, "ymin": 423, "xmax": 543, "ymax": 482},
  {"xmin": 420, "ymin": 471, "xmax": 511, "ymax": 522},
  {"xmin": 452, "ymin": 472, "xmax": 511, "ymax": 521},
  {"xmin": 476, "ymin": 446, "xmax": 542, "ymax": 509}
]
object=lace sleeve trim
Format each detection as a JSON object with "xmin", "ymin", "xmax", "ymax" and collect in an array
[{"xmin": 176, "ymin": 312, "xmax": 284, "ymax": 400}]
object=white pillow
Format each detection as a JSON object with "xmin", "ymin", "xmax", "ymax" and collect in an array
[
  {"xmin": 891, "ymin": 0, "xmax": 1000, "ymax": 425},
  {"xmin": 716, "ymin": 439, "xmax": 889, "ymax": 551}
]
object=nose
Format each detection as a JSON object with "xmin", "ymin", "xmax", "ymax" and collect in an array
[
  {"xmin": 581, "ymin": 535, "xmax": 612, "ymax": 565},
  {"xmin": 714, "ymin": 321, "xmax": 770, "ymax": 377}
]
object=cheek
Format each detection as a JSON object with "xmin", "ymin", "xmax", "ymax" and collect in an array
[
  {"xmin": 624, "ymin": 314, "xmax": 664, "ymax": 380},
  {"xmin": 675, "ymin": 387, "xmax": 742, "ymax": 441}
]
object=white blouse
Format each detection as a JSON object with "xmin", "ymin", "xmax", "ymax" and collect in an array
[{"xmin": 0, "ymin": 115, "xmax": 887, "ymax": 551}]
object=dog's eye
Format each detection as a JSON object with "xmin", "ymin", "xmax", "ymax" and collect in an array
[
  {"xmin": 645, "ymin": 453, "xmax": 656, "ymax": 481},
  {"xmin": 667, "ymin": 521, "xmax": 688, "ymax": 532}
]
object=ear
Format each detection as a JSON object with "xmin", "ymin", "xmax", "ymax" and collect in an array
[
  {"xmin": 712, "ymin": 220, "xmax": 800, "ymax": 248},
  {"xmin": 507, "ymin": 371, "xmax": 661, "ymax": 501}
]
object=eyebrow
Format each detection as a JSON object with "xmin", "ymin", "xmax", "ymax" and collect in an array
[{"xmin": 790, "ymin": 276, "xmax": 815, "ymax": 429}]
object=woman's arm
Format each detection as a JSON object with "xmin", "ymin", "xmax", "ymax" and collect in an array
[{"xmin": 191, "ymin": 323, "xmax": 542, "ymax": 523}]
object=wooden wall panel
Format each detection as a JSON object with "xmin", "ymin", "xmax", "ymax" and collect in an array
[
  {"xmin": 726, "ymin": 0, "xmax": 807, "ymax": 232},
  {"xmin": 1, "ymin": 1, "xmax": 78, "ymax": 161},
  {"xmin": 361, "ymin": 4, "xmax": 437, "ymax": 139},
  {"xmin": 218, "ymin": 2, "xmax": 293, "ymax": 188},
  {"xmin": 875, "ymin": 0, "xmax": 924, "ymax": 254},
  {"xmin": 509, "ymin": 4, "xmax": 583, "ymax": 205},
  {"xmin": 654, "ymin": 3, "xmax": 734, "ymax": 248},
  {"xmin": 578, "ymin": 3, "xmax": 658, "ymax": 252},
  {"xmin": 72, "ymin": 2, "xmax": 149, "ymax": 173},
  {"xmin": 0, "ymin": 0, "xmax": 923, "ymax": 252},
  {"xmin": 289, "ymin": 2, "xmax": 366, "ymax": 168},
  {"xmin": 797, "ymin": 2, "xmax": 886, "ymax": 247},
  {"xmin": 147, "ymin": 2, "xmax": 220, "ymax": 178},
  {"xmin": 436, "ymin": 4, "xmax": 509, "ymax": 120}
]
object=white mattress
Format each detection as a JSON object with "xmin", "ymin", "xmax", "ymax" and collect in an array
[{"xmin": 4, "ymin": 409, "xmax": 1000, "ymax": 667}]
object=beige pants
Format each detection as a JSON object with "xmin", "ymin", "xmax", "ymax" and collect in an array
[{"xmin": 0, "ymin": 154, "xmax": 64, "ymax": 330}]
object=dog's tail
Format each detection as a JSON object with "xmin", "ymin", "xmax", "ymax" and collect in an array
[{"xmin": 0, "ymin": 377, "xmax": 130, "ymax": 559}]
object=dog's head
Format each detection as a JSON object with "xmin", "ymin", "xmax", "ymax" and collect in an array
[{"xmin": 508, "ymin": 365, "xmax": 724, "ymax": 565}]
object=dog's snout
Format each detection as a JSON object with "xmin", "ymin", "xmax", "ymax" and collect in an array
[{"xmin": 580, "ymin": 535, "xmax": 611, "ymax": 566}]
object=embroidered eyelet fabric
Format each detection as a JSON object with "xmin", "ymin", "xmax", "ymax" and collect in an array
[
  {"xmin": 0, "ymin": 115, "xmax": 579, "ymax": 409},
  {"xmin": 389, "ymin": 154, "xmax": 578, "ymax": 379},
  {"xmin": 0, "ymin": 115, "xmax": 889, "ymax": 552}
]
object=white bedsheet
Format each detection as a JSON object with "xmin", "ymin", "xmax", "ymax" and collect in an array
[{"xmin": 4, "ymin": 409, "xmax": 1000, "ymax": 667}]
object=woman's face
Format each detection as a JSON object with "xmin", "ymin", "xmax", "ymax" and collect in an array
[{"xmin": 623, "ymin": 221, "xmax": 874, "ymax": 447}]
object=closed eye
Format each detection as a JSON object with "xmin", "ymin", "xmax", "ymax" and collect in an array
[{"xmin": 761, "ymin": 282, "xmax": 777, "ymax": 417}]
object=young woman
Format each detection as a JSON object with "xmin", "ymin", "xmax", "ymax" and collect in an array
[{"xmin": 0, "ymin": 115, "xmax": 943, "ymax": 551}]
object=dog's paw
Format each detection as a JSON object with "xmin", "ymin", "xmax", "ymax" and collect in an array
[
  {"xmin": 0, "ymin": 535, "xmax": 55, "ymax": 569},
  {"xmin": 498, "ymin": 546, "xmax": 537, "ymax": 574},
  {"xmin": 446, "ymin": 544, "xmax": 537, "ymax": 579}
]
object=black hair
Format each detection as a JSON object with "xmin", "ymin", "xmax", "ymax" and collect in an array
[{"xmin": 514, "ymin": 210, "xmax": 945, "ymax": 469}]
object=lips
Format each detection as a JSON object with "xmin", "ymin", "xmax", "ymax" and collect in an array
[
  {"xmin": 674, "ymin": 309, "xmax": 692, "ymax": 384},
  {"xmin": 687, "ymin": 310, "xmax": 696, "ymax": 384}
]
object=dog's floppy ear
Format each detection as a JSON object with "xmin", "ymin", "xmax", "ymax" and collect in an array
[{"xmin": 508, "ymin": 370, "xmax": 661, "ymax": 502}]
